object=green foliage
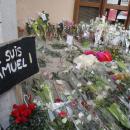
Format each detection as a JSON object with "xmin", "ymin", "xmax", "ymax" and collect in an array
[
  {"xmin": 51, "ymin": 117, "xmax": 76, "ymax": 130},
  {"xmin": 82, "ymin": 39, "xmax": 89, "ymax": 48},
  {"xmin": 107, "ymin": 47, "xmax": 124, "ymax": 61},
  {"xmin": 108, "ymin": 103, "xmax": 130, "ymax": 129},
  {"xmin": 37, "ymin": 83, "xmax": 54, "ymax": 103},
  {"xmin": 26, "ymin": 11, "xmax": 49, "ymax": 40},
  {"xmin": 117, "ymin": 60, "xmax": 127, "ymax": 72},
  {"xmin": 51, "ymin": 43, "xmax": 67, "ymax": 49}
]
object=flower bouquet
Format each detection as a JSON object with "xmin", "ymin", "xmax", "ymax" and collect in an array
[
  {"xmin": 26, "ymin": 11, "xmax": 49, "ymax": 41},
  {"xmin": 51, "ymin": 110, "xmax": 76, "ymax": 130},
  {"xmin": 7, "ymin": 103, "xmax": 51, "ymax": 130}
]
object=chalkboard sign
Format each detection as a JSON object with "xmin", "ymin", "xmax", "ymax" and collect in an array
[{"xmin": 0, "ymin": 37, "xmax": 39, "ymax": 94}]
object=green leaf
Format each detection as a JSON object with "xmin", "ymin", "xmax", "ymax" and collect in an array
[
  {"xmin": 82, "ymin": 40, "xmax": 89, "ymax": 48},
  {"xmin": 108, "ymin": 103, "xmax": 130, "ymax": 129},
  {"xmin": 117, "ymin": 61, "xmax": 126, "ymax": 71},
  {"xmin": 32, "ymin": 22, "xmax": 40, "ymax": 37}
]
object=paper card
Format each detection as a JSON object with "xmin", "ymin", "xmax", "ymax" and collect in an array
[
  {"xmin": 117, "ymin": 11, "xmax": 128, "ymax": 20},
  {"xmin": 66, "ymin": 35, "xmax": 73, "ymax": 46},
  {"xmin": 108, "ymin": 9, "xmax": 118, "ymax": 21},
  {"xmin": 41, "ymin": 13, "xmax": 47, "ymax": 21}
]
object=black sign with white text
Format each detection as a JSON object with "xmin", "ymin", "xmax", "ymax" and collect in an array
[{"xmin": 0, "ymin": 37, "xmax": 39, "ymax": 94}]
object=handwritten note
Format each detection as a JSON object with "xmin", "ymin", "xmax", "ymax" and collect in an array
[{"xmin": 0, "ymin": 37, "xmax": 39, "ymax": 94}]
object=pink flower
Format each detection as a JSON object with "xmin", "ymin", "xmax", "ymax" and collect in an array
[
  {"xmin": 112, "ymin": 75, "xmax": 116, "ymax": 81},
  {"xmin": 70, "ymin": 99, "xmax": 77, "ymax": 108},
  {"xmin": 96, "ymin": 51, "xmax": 112, "ymax": 62}
]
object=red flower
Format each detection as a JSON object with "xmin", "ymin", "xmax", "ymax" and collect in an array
[
  {"xmin": 96, "ymin": 51, "xmax": 112, "ymax": 62},
  {"xmin": 11, "ymin": 103, "xmax": 37, "ymax": 124},
  {"xmin": 83, "ymin": 50, "xmax": 112, "ymax": 62},
  {"xmin": 11, "ymin": 110, "xmax": 20, "ymax": 118},
  {"xmin": 54, "ymin": 97, "xmax": 63, "ymax": 103},
  {"xmin": 21, "ymin": 109, "xmax": 32, "ymax": 117},
  {"xmin": 15, "ymin": 116, "xmax": 23, "ymax": 124},
  {"xmin": 28, "ymin": 103, "xmax": 36, "ymax": 111},
  {"xmin": 83, "ymin": 50, "xmax": 95, "ymax": 56},
  {"xmin": 96, "ymin": 52, "xmax": 106, "ymax": 62},
  {"xmin": 58, "ymin": 111, "xmax": 67, "ymax": 118},
  {"xmin": 13, "ymin": 104, "xmax": 18, "ymax": 109},
  {"xmin": 103, "ymin": 51, "xmax": 112, "ymax": 61}
]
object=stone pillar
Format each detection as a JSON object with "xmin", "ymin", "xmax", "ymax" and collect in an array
[
  {"xmin": 0, "ymin": 0, "xmax": 18, "ymax": 129},
  {"xmin": 0, "ymin": 0, "xmax": 18, "ymax": 43},
  {"xmin": 0, "ymin": 88, "xmax": 17, "ymax": 128}
]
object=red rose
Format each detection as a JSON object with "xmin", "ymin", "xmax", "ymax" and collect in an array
[
  {"xmin": 28, "ymin": 103, "xmax": 36, "ymax": 111},
  {"xmin": 21, "ymin": 116, "xmax": 28, "ymax": 123},
  {"xmin": 13, "ymin": 104, "xmax": 18, "ymax": 109},
  {"xmin": 15, "ymin": 117, "xmax": 23, "ymax": 124},
  {"xmin": 15, "ymin": 116, "xmax": 28, "ymax": 124},
  {"xmin": 58, "ymin": 111, "xmax": 67, "ymax": 118},
  {"xmin": 11, "ymin": 110, "xmax": 20, "ymax": 118},
  {"xmin": 11, "ymin": 103, "xmax": 37, "ymax": 124},
  {"xmin": 22, "ymin": 109, "xmax": 32, "ymax": 117}
]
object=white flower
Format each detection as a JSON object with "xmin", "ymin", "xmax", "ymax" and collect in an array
[
  {"xmin": 87, "ymin": 114, "xmax": 92, "ymax": 121},
  {"xmin": 77, "ymin": 83, "xmax": 82, "ymax": 87},
  {"xmin": 91, "ymin": 71, "xmax": 95, "ymax": 74},
  {"xmin": 87, "ymin": 81, "xmax": 92, "ymax": 85},
  {"xmin": 78, "ymin": 112, "xmax": 84, "ymax": 119},
  {"xmin": 79, "ymin": 89, "xmax": 82, "ymax": 92},
  {"xmin": 111, "ymin": 65, "xmax": 118, "ymax": 69},
  {"xmin": 115, "ymin": 80, "xmax": 121, "ymax": 84},
  {"xmin": 102, "ymin": 91, "xmax": 107, "ymax": 97},
  {"xmin": 108, "ymin": 79, "xmax": 111, "ymax": 82},
  {"xmin": 33, "ymin": 99, "xmax": 37, "ymax": 103},
  {"xmin": 37, "ymin": 101, "xmax": 42, "ymax": 106}
]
